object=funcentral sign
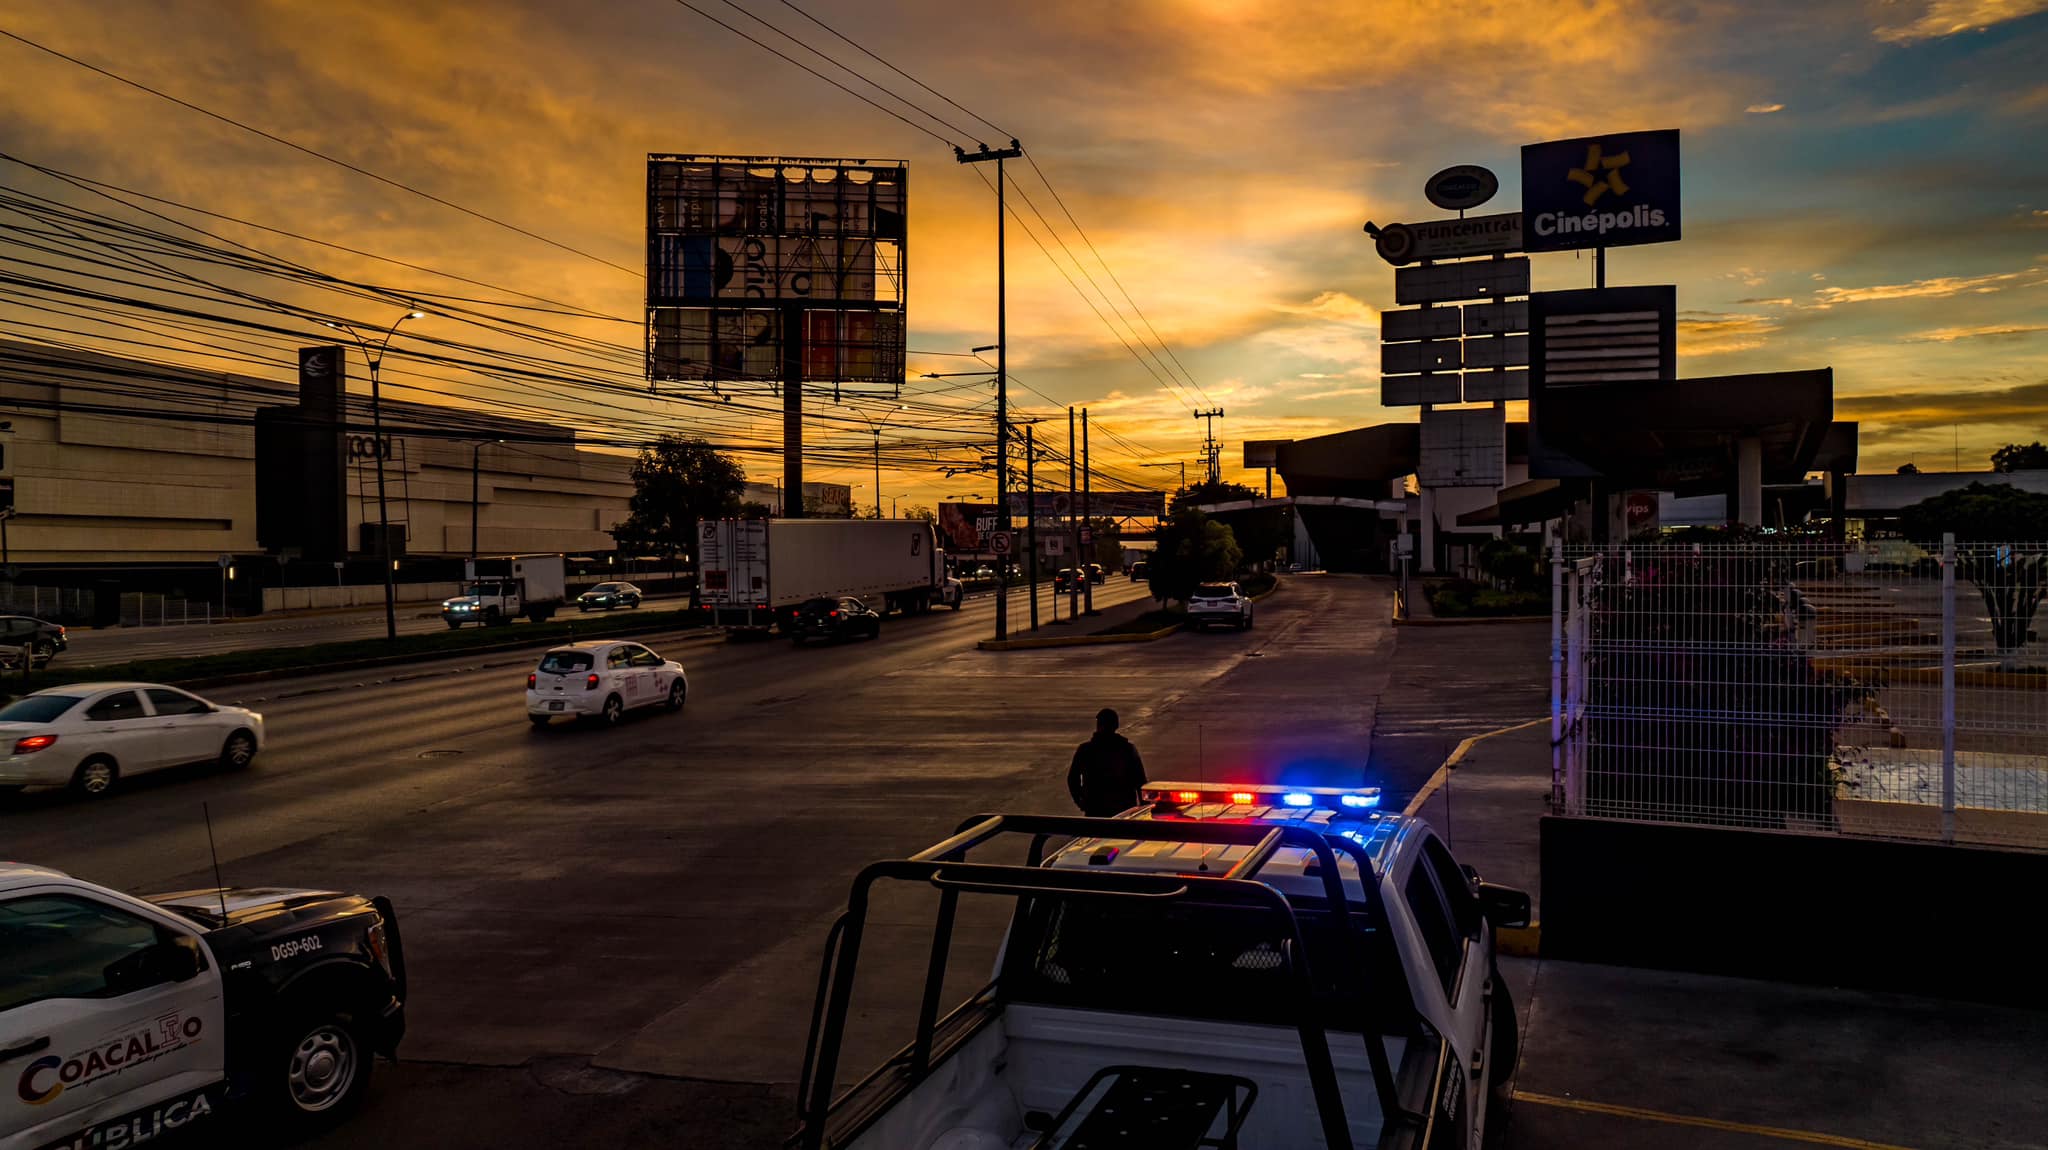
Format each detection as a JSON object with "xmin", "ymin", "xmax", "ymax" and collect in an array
[{"xmin": 1520, "ymin": 129, "xmax": 1681, "ymax": 252}]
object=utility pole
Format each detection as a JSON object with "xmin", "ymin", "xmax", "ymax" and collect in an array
[
  {"xmin": 1026, "ymin": 426, "xmax": 1040, "ymax": 631},
  {"xmin": 1082, "ymin": 408, "xmax": 1095, "ymax": 615},
  {"xmin": 1068, "ymin": 407, "xmax": 1081, "ymax": 618},
  {"xmin": 1193, "ymin": 407, "xmax": 1226, "ymax": 483},
  {"xmin": 783, "ymin": 303, "xmax": 805, "ymax": 519},
  {"xmin": 957, "ymin": 139, "xmax": 1022, "ymax": 640}
]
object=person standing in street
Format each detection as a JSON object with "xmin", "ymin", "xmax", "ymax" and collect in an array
[{"xmin": 1068, "ymin": 708, "xmax": 1147, "ymax": 817}]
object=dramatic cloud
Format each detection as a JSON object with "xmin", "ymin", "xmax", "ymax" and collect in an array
[
  {"xmin": 1904, "ymin": 322, "xmax": 2048, "ymax": 341},
  {"xmin": 1809, "ymin": 267, "xmax": 2047, "ymax": 307},
  {"xmin": 1873, "ymin": 0, "xmax": 2048, "ymax": 43},
  {"xmin": 1678, "ymin": 311, "xmax": 1784, "ymax": 355}
]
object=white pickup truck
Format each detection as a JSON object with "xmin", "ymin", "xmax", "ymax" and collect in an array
[
  {"xmin": 442, "ymin": 554, "xmax": 567, "ymax": 628},
  {"xmin": 791, "ymin": 783, "xmax": 1528, "ymax": 1150}
]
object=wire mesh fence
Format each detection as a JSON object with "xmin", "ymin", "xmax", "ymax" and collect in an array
[
  {"xmin": 118, "ymin": 592, "xmax": 214, "ymax": 627},
  {"xmin": 1553, "ymin": 538, "xmax": 2048, "ymax": 850},
  {"xmin": 0, "ymin": 583, "xmax": 95, "ymax": 622}
]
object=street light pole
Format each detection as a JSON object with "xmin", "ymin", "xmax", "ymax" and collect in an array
[
  {"xmin": 326, "ymin": 308, "xmax": 424, "ymax": 642},
  {"xmin": 846, "ymin": 404, "xmax": 905, "ymax": 518},
  {"xmin": 957, "ymin": 140, "xmax": 1022, "ymax": 640}
]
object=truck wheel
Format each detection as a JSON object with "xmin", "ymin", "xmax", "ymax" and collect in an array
[
  {"xmin": 484, "ymin": 609, "xmax": 503, "ymax": 627},
  {"xmin": 445, "ymin": 619, "xmax": 464, "ymax": 630},
  {"xmin": 71, "ymin": 756, "xmax": 118, "ymax": 798},
  {"xmin": 271, "ymin": 1006, "xmax": 372, "ymax": 1131}
]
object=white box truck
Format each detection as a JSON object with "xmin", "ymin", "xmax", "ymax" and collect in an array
[
  {"xmin": 697, "ymin": 519, "xmax": 947, "ymax": 632},
  {"xmin": 441, "ymin": 553, "xmax": 567, "ymax": 627}
]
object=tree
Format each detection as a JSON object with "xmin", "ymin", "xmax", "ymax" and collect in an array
[
  {"xmin": 611, "ymin": 435, "xmax": 745, "ymax": 563},
  {"xmin": 1896, "ymin": 462, "xmax": 1920, "ymax": 475},
  {"xmin": 738, "ymin": 500, "xmax": 774, "ymax": 518},
  {"xmin": 1898, "ymin": 482, "xmax": 2048, "ymax": 657},
  {"xmin": 1147, "ymin": 509, "xmax": 1242, "ymax": 604},
  {"xmin": 1992, "ymin": 442, "xmax": 2048, "ymax": 473},
  {"xmin": 902, "ymin": 504, "xmax": 936, "ymax": 523},
  {"xmin": 1169, "ymin": 480, "xmax": 1287, "ymax": 569}
]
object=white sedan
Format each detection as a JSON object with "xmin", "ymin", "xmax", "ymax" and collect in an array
[
  {"xmin": 0, "ymin": 682, "xmax": 264, "ymax": 798},
  {"xmin": 527, "ymin": 640, "xmax": 688, "ymax": 727}
]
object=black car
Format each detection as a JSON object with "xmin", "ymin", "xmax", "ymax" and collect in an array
[
  {"xmin": 791, "ymin": 596, "xmax": 881, "ymax": 644},
  {"xmin": 576, "ymin": 581, "xmax": 643, "ymax": 611},
  {"xmin": 1, "ymin": 614, "xmax": 67, "ymax": 667},
  {"xmin": 1054, "ymin": 568, "xmax": 1087, "ymax": 593},
  {"xmin": 1086, "ymin": 563, "xmax": 1106, "ymax": 584},
  {"xmin": 1130, "ymin": 561, "xmax": 1150, "ymax": 580}
]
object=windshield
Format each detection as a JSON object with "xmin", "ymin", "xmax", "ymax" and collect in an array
[
  {"xmin": 0, "ymin": 695, "xmax": 82, "ymax": 723},
  {"xmin": 588, "ymin": 583, "xmax": 621, "ymax": 593},
  {"xmin": 1006, "ymin": 897, "xmax": 1412, "ymax": 1032},
  {"xmin": 538, "ymin": 651, "xmax": 594, "ymax": 674},
  {"xmin": 1194, "ymin": 584, "xmax": 1234, "ymax": 598}
]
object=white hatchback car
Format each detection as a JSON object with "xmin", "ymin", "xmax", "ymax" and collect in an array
[
  {"xmin": 0, "ymin": 682, "xmax": 265, "ymax": 798},
  {"xmin": 527, "ymin": 640, "xmax": 688, "ymax": 727}
]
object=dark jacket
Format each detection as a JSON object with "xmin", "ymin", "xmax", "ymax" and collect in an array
[{"xmin": 1068, "ymin": 731, "xmax": 1147, "ymax": 817}]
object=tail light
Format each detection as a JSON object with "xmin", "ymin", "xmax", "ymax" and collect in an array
[
  {"xmin": 828, "ymin": 610, "xmax": 840, "ymax": 618},
  {"xmin": 527, "ymin": 672, "xmax": 537, "ymax": 688},
  {"xmin": 13, "ymin": 734, "xmax": 57, "ymax": 754},
  {"xmin": 586, "ymin": 673, "xmax": 601, "ymax": 690}
]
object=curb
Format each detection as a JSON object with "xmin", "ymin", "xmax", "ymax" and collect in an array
[
  {"xmin": 1402, "ymin": 715, "xmax": 1549, "ymax": 959},
  {"xmin": 1395, "ymin": 613, "xmax": 1548, "ymax": 627},
  {"xmin": 165, "ymin": 625, "xmax": 722, "ymax": 691}
]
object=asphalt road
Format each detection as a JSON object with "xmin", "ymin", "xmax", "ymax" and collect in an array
[
  {"xmin": 5, "ymin": 574, "xmax": 1430, "ymax": 1149},
  {"xmin": 55, "ymin": 594, "xmax": 695, "ymax": 668}
]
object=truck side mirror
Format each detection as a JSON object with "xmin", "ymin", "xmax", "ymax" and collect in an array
[
  {"xmin": 104, "ymin": 935, "xmax": 203, "ymax": 993},
  {"xmin": 1476, "ymin": 881, "xmax": 1531, "ymax": 930}
]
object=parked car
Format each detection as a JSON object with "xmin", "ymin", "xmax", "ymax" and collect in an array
[
  {"xmin": 791, "ymin": 596, "xmax": 881, "ymax": 645},
  {"xmin": 0, "ymin": 615, "xmax": 67, "ymax": 668},
  {"xmin": 1086, "ymin": 563, "xmax": 1106, "ymax": 584},
  {"xmin": 1187, "ymin": 582, "xmax": 1254, "ymax": 631},
  {"xmin": 526, "ymin": 641, "xmax": 687, "ymax": 727},
  {"xmin": 576, "ymin": 581, "xmax": 644, "ymax": 611},
  {"xmin": 0, "ymin": 683, "xmax": 264, "ymax": 799}
]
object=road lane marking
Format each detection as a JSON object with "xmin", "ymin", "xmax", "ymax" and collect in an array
[
  {"xmin": 1511, "ymin": 1091, "xmax": 1922, "ymax": 1150},
  {"xmin": 1401, "ymin": 716, "xmax": 1547, "ymax": 816}
]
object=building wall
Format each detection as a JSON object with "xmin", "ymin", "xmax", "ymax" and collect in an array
[{"xmin": 0, "ymin": 342, "xmax": 636, "ymax": 567}]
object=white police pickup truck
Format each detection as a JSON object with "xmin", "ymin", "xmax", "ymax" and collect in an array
[
  {"xmin": 1, "ymin": 864, "xmax": 406, "ymax": 1150},
  {"xmin": 791, "ymin": 782, "xmax": 1529, "ymax": 1150}
]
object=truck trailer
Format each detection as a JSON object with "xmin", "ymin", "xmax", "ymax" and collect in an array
[{"xmin": 697, "ymin": 519, "xmax": 946, "ymax": 632}]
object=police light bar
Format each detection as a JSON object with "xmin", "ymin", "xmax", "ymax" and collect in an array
[{"xmin": 1142, "ymin": 782, "xmax": 1382, "ymax": 812}]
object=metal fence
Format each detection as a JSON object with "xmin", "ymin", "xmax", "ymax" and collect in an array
[
  {"xmin": 0, "ymin": 583, "xmax": 95, "ymax": 622},
  {"xmin": 1552, "ymin": 538, "xmax": 2048, "ymax": 850},
  {"xmin": 118, "ymin": 593, "xmax": 213, "ymax": 627}
]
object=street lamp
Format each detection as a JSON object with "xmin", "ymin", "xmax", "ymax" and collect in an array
[
  {"xmin": 1143, "ymin": 460, "xmax": 1190, "ymax": 493},
  {"xmin": 846, "ymin": 403, "xmax": 907, "ymax": 518},
  {"xmin": 323, "ymin": 307, "xmax": 425, "ymax": 642}
]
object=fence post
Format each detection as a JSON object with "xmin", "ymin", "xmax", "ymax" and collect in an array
[
  {"xmin": 1941, "ymin": 531, "xmax": 1957, "ymax": 845},
  {"xmin": 1550, "ymin": 541, "xmax": 1565, "ymax": 810}
]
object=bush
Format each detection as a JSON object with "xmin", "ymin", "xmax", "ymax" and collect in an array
[{"xmin": 1425, "ymin": 579, "xmax": 1542, "ymax": 617}]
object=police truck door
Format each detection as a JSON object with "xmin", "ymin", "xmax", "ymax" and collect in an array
[{"xmin": 0, "ymin": 886, "xmax": 226, "ymax": 1148}]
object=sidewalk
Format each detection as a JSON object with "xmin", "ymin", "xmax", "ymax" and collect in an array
[{"xmin": 1405, "ymin": 708, "xmax": 2048, "ymax": 1149}]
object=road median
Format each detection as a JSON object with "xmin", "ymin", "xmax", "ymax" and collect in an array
[
  {"xmin": 978, "ymin": 576, "xmax": 1281, "ymax": 650},
  {"xmin": 8, "ymin": 607, "xmax": 717, "ymax": 696}
]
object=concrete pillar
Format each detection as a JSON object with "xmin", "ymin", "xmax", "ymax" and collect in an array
[
  {"xmin": 1737, "ymin": 436, "xmax": 1764, "ymax": 527},
  {"xmin": 1419, "ymin": 487, "xmax": 1438, "ymax": 573}
]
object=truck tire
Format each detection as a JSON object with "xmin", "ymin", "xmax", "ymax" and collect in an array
[
  {"xmin": 1489, "ymin": 967, "xmax": 1519, "ymax": 1089},
  {"xmin": 526, "ymin": 606, "xmax": 553, "ymax": 623},
  {"xmin": 270, "ymin": 1005, "xmax": 373, "ymax": 1132}
]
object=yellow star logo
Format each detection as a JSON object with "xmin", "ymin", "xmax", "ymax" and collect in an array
[{"xmin": 1567, "ymin": 143, "xmax": 1631, "ymax": 206}]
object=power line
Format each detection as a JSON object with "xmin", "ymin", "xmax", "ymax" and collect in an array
[
  {"xmin": 0, "ymin": 28, "xmax": 641, "ymax": 278},
  {"xmin": 773, "ymin": 0, "xmax": 1013, "ymax": 143}
]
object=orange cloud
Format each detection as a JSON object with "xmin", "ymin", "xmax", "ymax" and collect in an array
[{"xmin": 1873, "ymin": 0, "xmax": 2048, "ymax": 43}]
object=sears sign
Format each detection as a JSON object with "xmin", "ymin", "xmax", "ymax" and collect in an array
[{"xmin": 1520, "ymin": 129, "xmax": 1680, "ymax": 252}]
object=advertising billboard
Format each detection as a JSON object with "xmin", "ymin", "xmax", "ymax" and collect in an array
[
  {"xmin": 937, "ymin": 502, "xmax": 1000, "ymax": 550},
  {"xmin": 1521, "ymin": 129, "xmax": 1681, "ymax": 253},
  {"xmin": 646, "ymin": 156, "xmax": 907, "ymax": 385},
  {"xmin": 1003, "ymin": 491, "xmax": 1167, "ymax": 521}
]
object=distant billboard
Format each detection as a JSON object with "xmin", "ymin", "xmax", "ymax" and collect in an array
[
  {"xmin": 646, "ymin": 156, "xmax": 907, "ymax": 386},
  {"xmin": 1521, "ymin": 130, "xmax": 1681, "ymax": 252},
  {"xmin": 1005, "ymin": 491, "xmax": 1166, "ymax": 521},
  {"xmin": 1243, "ymin": 440, "xmax": 1288, "ymax": 469},
  {"xmin": 937, "ymin": 502, "xmax": 1000, "ymax": 550}
]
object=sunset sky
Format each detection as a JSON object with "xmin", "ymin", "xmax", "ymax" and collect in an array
[{"xmin": 2, "ymin": 0, "xmax": 2045, "ymax": 502}]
